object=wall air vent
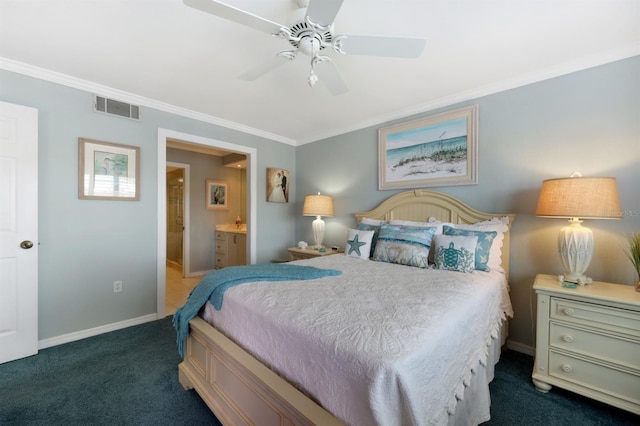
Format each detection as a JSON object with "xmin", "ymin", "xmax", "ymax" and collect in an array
[{"xmin": 93, "ymin": 95, "xmax": 140, "ymax": 121}]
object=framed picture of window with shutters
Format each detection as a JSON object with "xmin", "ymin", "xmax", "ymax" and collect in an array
[{"xmin": 78, "ymin": 138, "xmax": 140, "ymax": 200}]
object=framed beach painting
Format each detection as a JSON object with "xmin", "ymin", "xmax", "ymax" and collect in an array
[
  {"xmin": 206, "ymin": 180, "xmax": 228, "ymax": 210},
  {"xmin": 78, "ymin": 138, "xmax": 140, "ymax": 200},
  {"xmin": 266, "ymin": 168, "xmax": 289, "ymax": 203},
  {"xmin": 378, "ymin": 105, "xmax": 478, "ymax": 190}
]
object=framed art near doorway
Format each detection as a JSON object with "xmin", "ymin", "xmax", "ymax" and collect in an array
[
  {"xmin": 266, "ymin": 168, "xmax": 289, "ymax": 203},
  {"xmin": 79, "ymin": 138, "xmax": 140, "ymax": 200}
]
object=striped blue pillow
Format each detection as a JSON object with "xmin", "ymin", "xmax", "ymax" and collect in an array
[{"xmin": 372, "ymin": 223, "xmax": 436, "ymax": 268}]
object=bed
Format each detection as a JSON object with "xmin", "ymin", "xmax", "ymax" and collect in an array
[{"xmin": 177, "ymin": 189, "xmax": 515, "ymax": 425}]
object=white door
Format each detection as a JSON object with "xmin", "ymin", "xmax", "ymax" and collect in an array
[{"xmin": 0, "ymin": 101, "xmax": 38, "ymax": 364}]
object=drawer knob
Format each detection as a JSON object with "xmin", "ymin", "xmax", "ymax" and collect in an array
[
  {"xmin": 561, "ymin": 364, "xmax": 573, "ymax": 373},
  {"xmin": 561, "ymin": 335, "xmax": 574, "ymax": 343},
  {"xmin": 564, "ymin": 308, "xmax": 575, "ymax": 316}
]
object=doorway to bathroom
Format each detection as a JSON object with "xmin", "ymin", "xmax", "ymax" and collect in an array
[
  {"xmin": 166, "ymin": 163, "xmax": 188, "ymax": 272},
  {"xmin": 157, "ymin": 128, "xmax": 257, "ymax": 318}
]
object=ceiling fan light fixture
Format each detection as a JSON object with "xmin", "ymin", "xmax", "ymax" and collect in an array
[
  {"xmin": 299, "ymin": 37, "xmax": 320, "ymax": 56},
  {"xmin": 184, "ymin": 0, "xmax": 426, "ymax": 95}
]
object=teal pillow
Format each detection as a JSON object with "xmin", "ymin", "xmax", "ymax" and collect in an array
[
  {"xmin": 372, "ymin": 223, "xmax": 436, "ymax": 268},
  {"xmin": 433, "ymin": 235, "xmax": 477, "ymax": 273},
  {"xmin": 443, "ymin": 225, "xmax": 497, "ymax": 271}
]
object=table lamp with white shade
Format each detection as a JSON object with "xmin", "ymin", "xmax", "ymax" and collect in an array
[
  {"xmin": 536, "ymin": 173, "xmax": 622, "ymax": 284},
  {"xmin": 302, "ymin": 192, "xmax": 334, "ymax": 249}
]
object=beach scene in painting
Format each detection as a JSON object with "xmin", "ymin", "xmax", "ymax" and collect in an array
[{"xmin": 385, "ymin": 117, "xmax": 468, "ymax": 182}]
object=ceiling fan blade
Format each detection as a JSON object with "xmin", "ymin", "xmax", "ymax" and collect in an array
[
  {"xmin": 337, "ymin": 35, "xmax": 426, "ymax": 58},
  {"xmin": 305, "ymin": 0, "xmax": 344, "ymax": 27},
  {"xmin": 184, "ymin": 0, "xmax": 285, "ymax": 35},
  {"xmin": 238, "ymin": 54, "xmax": 293, "ymax": 81},
  {"xmin": 314, "ymin": 60, "xmax": 348, "ymax": 96}
]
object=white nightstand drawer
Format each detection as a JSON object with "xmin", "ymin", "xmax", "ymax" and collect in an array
[
  {"xmin": 551, "ymin": 297, "xmax": 640, "ymax": 338},
  {"xmin": 549, "ymin": 351, "xmax": 640, "ymax": 406},
  {"xmin": 550, "ymin": 322, "xmax": 640, "ymax": 369}
]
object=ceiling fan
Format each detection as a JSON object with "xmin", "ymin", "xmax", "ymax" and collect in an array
[{"xmin": 184, "ymin": 0, "xmax": 426, "ymax": 95}]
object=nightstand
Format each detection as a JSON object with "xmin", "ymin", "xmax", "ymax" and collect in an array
[
  {"xmin": 287, "ymin": 247, "xmax": 343, "ymax": 261},
  {"xmin": 532, "ymin": 273, "xmax": 640, "ymax": 415}
]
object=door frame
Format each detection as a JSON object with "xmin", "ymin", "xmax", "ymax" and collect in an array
[
  {"xmin": 156, "ymin": 128, "xmax": 257, "ymax": 318},
  {"xmin": 166, "ymin": 162, "xmax": 190, "ymax": 275}
]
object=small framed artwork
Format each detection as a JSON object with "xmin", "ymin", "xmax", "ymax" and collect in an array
[
  {"xmin": 378, "ymin": 104, "xmax": 478, "ymax": 190},
  {"xmin": 78, "ymin": 137, "xmax": 140, "ymax": 200},
  {"xmin": 266, "ymin": 168, "xmax": 289, "ymax": 203},
  {"xmin": 206, "ymin": 180, "xmax": 228, "ymax": 210}
]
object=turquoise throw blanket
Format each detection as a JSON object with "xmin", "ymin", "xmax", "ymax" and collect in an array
[{"xmin": 172, "ymin": 263, "xmax": 341, "ymax": 356}]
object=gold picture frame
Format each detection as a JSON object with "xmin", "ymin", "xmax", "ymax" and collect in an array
[
  {"xmin": 78, "ymin": 138, "xmax": 140, "ymax": 200},
  {"xmin": 266, "ymin": 168, "xmax": 289, "ymax": 203},
  {"xmin": 378, "ymin": 105, "xmax": 478, "ymax": 190}
]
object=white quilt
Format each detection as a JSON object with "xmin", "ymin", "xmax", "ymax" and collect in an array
[{"xmin": 202, "ymin": 255, "xmax": 513, "ymax": 426}]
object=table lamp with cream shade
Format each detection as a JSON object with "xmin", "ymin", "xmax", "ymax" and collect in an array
[
  {"xmin": 302, "ymin": 192, "xmax": 334, "ymax": 249},
  {"xmin": 536, "ymin": 173, "xmax": 622, "ymax": 284}
]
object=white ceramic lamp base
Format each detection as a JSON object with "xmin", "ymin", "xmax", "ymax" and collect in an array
[
  {"xmin": 558, "ymin": 219, "xmax": 593, "ymax": 283},
  {"xmin": 311, "ymin": 216, "xmax": 325, "ymax": 249}
]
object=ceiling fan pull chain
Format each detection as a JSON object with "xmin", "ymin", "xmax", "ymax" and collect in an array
[{"xmin": 308, "ymin": 56, "xmax": 319, "ymax": 87}]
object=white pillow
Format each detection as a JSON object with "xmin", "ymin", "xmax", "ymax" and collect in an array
[
  {"xmin": 390, "ymin": 219, "xmax": 431, "ymax": 227},
  {"xmin": 345, "ymin": 228, "xmax": 375, "ymax": 260},
  {"xmin": 433, "ymin": 235, "xmax": 478, "ymax": 273},
  {"xmin": 361, "ymin": 217, "xmax": 386, "ymax": 226}
]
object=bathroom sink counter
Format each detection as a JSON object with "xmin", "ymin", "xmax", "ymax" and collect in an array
[{"xmin": 215, "ymin": 224, "xmax": 247, "ymax": 234}]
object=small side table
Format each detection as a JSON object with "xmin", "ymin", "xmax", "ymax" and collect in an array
[{"xmin": 288, "ymin": 247, "xmax": 343, "ymax": 261}]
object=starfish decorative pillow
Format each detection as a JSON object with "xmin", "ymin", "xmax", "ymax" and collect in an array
[{"xmin": 345, "ymin": 228, "xmax": 375, "ymax": 260}]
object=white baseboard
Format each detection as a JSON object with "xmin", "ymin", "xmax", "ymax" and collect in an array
[
  {"xmin": 38, "ymin": 313, "xmax": 158, "ymax": 350},
  {"xmin": 505, "ymin": 339, "xmax": 535, "ymax": 356},
  {"xmin": 186, "ymin": 268, "xmax": 212, "ymax": 278}
]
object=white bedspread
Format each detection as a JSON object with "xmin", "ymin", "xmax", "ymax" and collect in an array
[{"xmin": 202, "ymin": 255, "xmax": 513, "ymax": 426}]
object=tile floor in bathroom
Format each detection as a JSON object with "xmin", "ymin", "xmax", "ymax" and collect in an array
[{"xmin": 165, "ymin": 264, "xmax": 202, "ymax": 316}]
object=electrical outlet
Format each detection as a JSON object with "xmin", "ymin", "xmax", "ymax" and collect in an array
[{"xmin": 113, "ymin": 280, "xmax": 123, "ymax": 293}]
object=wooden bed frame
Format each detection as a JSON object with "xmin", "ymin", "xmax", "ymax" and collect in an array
[{"xmin": 178, "ymin": 189, "xmax": 515, "ymax": 425}]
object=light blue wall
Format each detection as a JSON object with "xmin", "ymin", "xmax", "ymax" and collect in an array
[
  {"xmin": 0, "ymin": 69, "xmax": 297, "ymax": 340},
  {"xmin": 295, "ymin": 56, "xmax": 640, "ymax": 350}
]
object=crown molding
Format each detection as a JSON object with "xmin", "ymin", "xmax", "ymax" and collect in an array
[
  {"xmin": 297, "ymin": 45, "xmax": 640, "ymax": 145},
  {"xmin": 0, "ymin": 57, "xmax": 297, "ymax": 146},
  {"xmin": 3, "ymin": 44, "xmax": 638, "ymax": 148}
]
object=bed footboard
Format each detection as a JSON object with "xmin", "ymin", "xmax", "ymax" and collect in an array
[{"xmin": 179, "ymin": 317, "xmax": 344, "ymax": 426}]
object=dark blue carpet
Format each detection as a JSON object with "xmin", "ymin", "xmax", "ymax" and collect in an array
[
  {"xmin": 0, "ymin": 317, "xmax": 220, "ymax": 425},
  {"xmin": 0, "ymin": 317, "xmax": 637, "ymax": 425},
  {"xmin": 487, "ymin": 350, "xmax": 638, "ymax": 425}
]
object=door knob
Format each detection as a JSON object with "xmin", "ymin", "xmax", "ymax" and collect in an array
[{"xmin": 20, "ymin": 240, "xmax": 34, "ymax": 249}]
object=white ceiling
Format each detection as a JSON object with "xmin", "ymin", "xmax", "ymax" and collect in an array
[{"xmin": 1, "ymin": 0, "xmax": 639, "ymax": 145}]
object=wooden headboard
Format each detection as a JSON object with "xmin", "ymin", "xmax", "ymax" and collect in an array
[{"xmin": 354, "ymin": 189, "xmax": 516, "ymax": 279}]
